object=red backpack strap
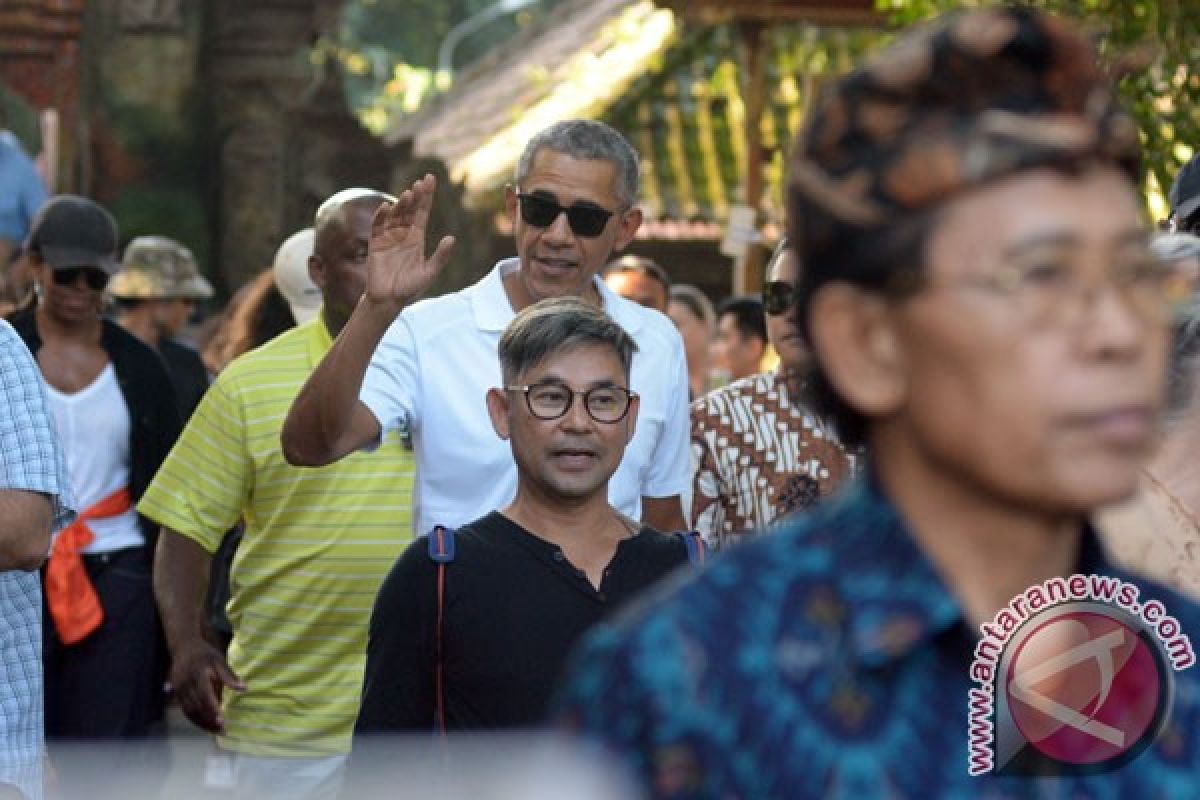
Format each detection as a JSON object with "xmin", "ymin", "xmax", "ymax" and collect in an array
[
  {"xmin": 426, "ymin": 526, "xmax": 456, "ymax": 734},
  {"xmin": 676, "ymin": 530, "xmax": 707, "ymax": 567}
]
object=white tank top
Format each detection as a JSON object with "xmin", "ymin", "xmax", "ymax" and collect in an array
[{"xmin": 46, "ymin": 363, "xmax": 144, "ymax": 553}]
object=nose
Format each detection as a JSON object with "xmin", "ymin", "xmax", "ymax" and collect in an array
[
  {"xmin": 542, "ymin": 208, "xmax": 574, "ymax": 245},
  {"xmin": 1075, "ymin": 280, "xmax": 1148, "ymax": 361},
  {"xmin": 560, "ymin": 391, "xmax": 593, "ymax": 431}
]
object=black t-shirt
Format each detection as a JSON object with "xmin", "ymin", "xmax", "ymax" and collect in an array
[{"xmin": 356, "ymin": 511, "xmax": 690, "ymax": 733}]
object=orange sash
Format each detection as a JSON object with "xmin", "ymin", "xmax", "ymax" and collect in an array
[{"xmin": 45, "ymin": 487, "xmax": 132, "ymax": 645}]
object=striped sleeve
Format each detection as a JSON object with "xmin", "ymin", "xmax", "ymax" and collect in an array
[{"xmin": 137, "ymin": 371, "xmax": 251, "ymax": 552}]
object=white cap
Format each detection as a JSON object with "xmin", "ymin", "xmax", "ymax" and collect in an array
[{"xmin": 272, "ymin": 228, "xmax": 320, "ymax": 325}]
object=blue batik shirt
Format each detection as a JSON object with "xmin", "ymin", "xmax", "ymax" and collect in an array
[{"xmin": 555, "ymin": 478, "xmax": 1200, "ymax": 799}]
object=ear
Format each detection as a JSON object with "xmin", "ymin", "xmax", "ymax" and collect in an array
[
  {"xmin": 307, "ymin": 255, "xmax": 326, "ymax": 292},
  {"xmin": 808, "ymin": 282, "xmax": 907, "ymax": 422},
  {"xmin": 611, "ymin": 207, "xmax": 642, "ymax": 253},
  {"xmin": 623, "ymin": 392, "xmax": 640, "ymax": 445},
  {"xmin": 486, "ymin": 387, "xmax": 511, "ymax": 441}
]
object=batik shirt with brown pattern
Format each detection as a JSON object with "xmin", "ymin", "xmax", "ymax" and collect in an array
[{"xmin": 689, "ymin": 370, "xmax": 854, "ymax": 550}]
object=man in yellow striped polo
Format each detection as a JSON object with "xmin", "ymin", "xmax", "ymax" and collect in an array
[{"xmin": 139, "ymin": 188, "xmax": 414, "ymax": 800}]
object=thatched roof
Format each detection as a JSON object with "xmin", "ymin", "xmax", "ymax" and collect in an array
[
  {"xmin": 386, "ymin": 0, "xmax": 674, "ymax": 204},
  {"xmin": 385, "ymin": 0, "xmax": 878, "ymax": 233}
]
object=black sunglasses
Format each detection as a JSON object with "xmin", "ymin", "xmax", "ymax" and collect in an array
[
  {"xmin": 763, "ymin": 280, "xmax": 798, "ymax": 316},
  {"xmin": 517, "ymin": 192, "xmax": 618, "ymax": 238},
  {"xmin": 53, "ymin": 267, "xmax": 110, "ymax": 291}
]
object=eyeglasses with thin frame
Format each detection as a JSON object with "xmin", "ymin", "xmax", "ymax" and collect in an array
[
  {"xmin": 901, "ymin": 251, "xmax": 1191, "ymax": 329},
  {"xmin": 506, "ymin": 382, "xmax": 635, "ymax": 423},
  {"xmin": 763, "ymin": 280, "xmax": 798, "ymax": 316},
  {"xmin": 52, "ymin": 267, "xmax": 109, "ymax": 291},
  {"xmin": 516, "ymin": 192, "xmax": 621, "ymax": 238}
]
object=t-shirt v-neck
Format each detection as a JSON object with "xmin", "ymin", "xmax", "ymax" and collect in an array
[{"xmin": 495, "ymin": 511, "xmax": 641, "ymax": 600}]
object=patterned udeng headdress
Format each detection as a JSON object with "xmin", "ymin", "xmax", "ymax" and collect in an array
[{"xmin": 788, "ymin": 7, "xmax": 1142, "ymax": 309}]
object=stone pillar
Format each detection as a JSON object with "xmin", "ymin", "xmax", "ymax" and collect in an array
[{"xmin": 207, "ymin": 0, "xmax": 323, "ymax": 290}]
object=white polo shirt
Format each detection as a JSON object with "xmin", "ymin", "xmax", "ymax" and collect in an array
[{"xmin": 361, "ymin": 258, "xmax": 691, "ymax": 536}]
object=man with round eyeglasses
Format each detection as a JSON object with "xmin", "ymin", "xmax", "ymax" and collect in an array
[
  {"xmin": 355, "ymin": 297, "xmax": 689, "ymax": 733},
  {"xmin": 284, "ymin": 119, "xmax": 690, "ymax": 538},
  {"xmin": 690, "ymin": 239, "xmax": 854, "ymax": 550}
]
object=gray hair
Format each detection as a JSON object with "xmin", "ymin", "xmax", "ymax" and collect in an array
[
  {"xmin": 514, "ymin": 120, "xmax": 640, "ymax": 209},
  {"xmin": 498, "ymin": 296, "xmax": 637, "ymax": 387},
  {"xmin": 1159, "ymin": 233, "xmax": 1200, "ymax": 415},
  {"xmin": 1152, "ymin": 232, "xmax": 1200, "ymax": 265}
]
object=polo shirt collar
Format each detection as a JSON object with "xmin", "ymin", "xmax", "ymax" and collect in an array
[
  {"xmin": 468, "ymin": 258, "xmax": 646, "ymax": 335},
  {"xmin": 830, "ymin": 475, "xmax": 1113, "ymax": 669},
  {"xmin": 303, "ymin": 309, "xmax": 334, "ymax": 365}
]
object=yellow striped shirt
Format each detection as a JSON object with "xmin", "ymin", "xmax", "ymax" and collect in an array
[{"xmin": 138, "ymin": 318, "xmax": 415, "ymax": 756}]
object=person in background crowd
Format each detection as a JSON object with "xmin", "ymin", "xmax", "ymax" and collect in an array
[
  {"xmin": 1100, "ymin": 232, "xmax": 1200, "ymax": 595},
  {"xmin": 283, "ymin": 119, "xmax": 690, "ymax": 535},
  {"xmin": 667, "ymin": 284, "xmax": 716, "ymax": 400},
  {"xmin": 200, "ymin": 268, "xmax": 297, "ymax": 374},
  {"xmin": 142, "ymin": 189, "xmax": 415, "ymax": 800},
  {"xmin": 0, "ymin": 106, "xmax": 47, "ymax": 291},
  {"xmin": 0, "ymin": 318, "xmax": 73, "ymax": 800},
  {"xmin": 194, "ymin": 231, "xmax": 309, "ymax": 652},
  {"xmin": 1169, "ymin": 154, "xmax": 1200, "ymax": 235},
  {"xmin": 602, "ymin": 254, "xmax": 670, "ymax": 312},
  {"xmin": 272, "ymin": 227, "xmax": 322, "ymax": 325},
  {"xmin": 356, "ymin": 297, "xmax": 689, "ymax": 734},
  {"xmin": 690, "ymin": 239, "xmax": 854, "ymax": 549},
  {"xmin": 711, "ymin": 295, "xmax": 767, "ymax": 383},
  {"xmin": 556, "ymin": 9, "xmax": 1200, "ymax": 795},
  {"xmin": 110, "ymin": 235, "xmax": 213, "ymax": 420},
  {"xmin": 197, "ymin": 229, "xmax": 311, "ymax": 376},
  {"xmin": 8, "ymin": 196, "xmax": 179, "ymax": 749}
]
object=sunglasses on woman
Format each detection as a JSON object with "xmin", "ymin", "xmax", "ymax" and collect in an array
[
  {"xmin": 52, "ymin": 267, "xmax": 110, "ymax": 291},
  {"xmin": 763, "ymin": 280, "xmax": 798, "ymax": 316},
  {"xmin": 517, "ymin": 192, "xmax": 619, "ymax": 238}
]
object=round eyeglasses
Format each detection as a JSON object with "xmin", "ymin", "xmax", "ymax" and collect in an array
[
  {"xmin": 506, "ymin": 383, "xmax": 635, "ymax": 423},
  {"xmin": 763, "ymin": 280, "xmax": 799, "ymax": 316}
]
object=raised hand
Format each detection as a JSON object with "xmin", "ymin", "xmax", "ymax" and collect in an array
[{"xmin": 365, "ymin": 173, "xmax": 456, "ymax": 310}]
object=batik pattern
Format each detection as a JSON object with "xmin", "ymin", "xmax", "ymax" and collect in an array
[{"xmin": 690, "ymin": 371, "xmax": 853, "ymax": 550}]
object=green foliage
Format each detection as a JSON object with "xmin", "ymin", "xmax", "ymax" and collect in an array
[
  {"xmin": 877, "ymin": 0, "xmax": 1200, "ymax": 220},
  {"xmin": 332, "ymin": 0, "xmax": 1198, "ymax": 222},
  {"xmin": 111, "ymin": 186, "xmax": 211, "ymax": 277},
  {"xmin": 333, "ymin": 0, "xmax": 567, "ymax": 133}
]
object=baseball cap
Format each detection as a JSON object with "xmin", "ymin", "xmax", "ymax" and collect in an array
[
  {"xmin": 109, "ymin": 235, "xmax": 214, "ymax": 300},
  {"xmin": 1169, "ymin": 155, "xmax": 1200, "ymax": 223},
  {"xmin": 27, "ymin": 194, "xmax": 119, "ymax": 273},
  {"xmin": 272, "ymin": 228, "xmax": 320, "ymax": 325}
]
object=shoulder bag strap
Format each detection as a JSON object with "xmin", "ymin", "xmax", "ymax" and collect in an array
[{"xmin": 426, "ymin": 525, "xmax": 456, "ymax": 734}]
